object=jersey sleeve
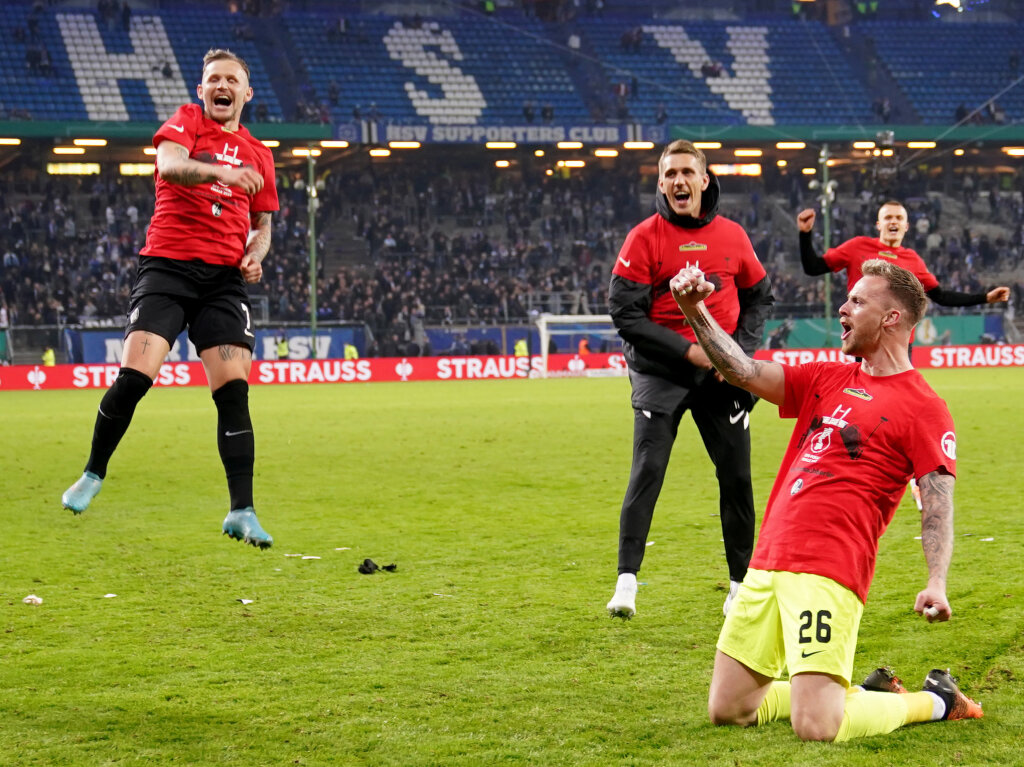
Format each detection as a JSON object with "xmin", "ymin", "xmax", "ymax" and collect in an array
[
  {"xmin": 906, "ymin": 252, "xmax": 940, "ymax": 292},
  {"xmin": 905, "ymin": 396, "xmax": 956, "ymax": 479},
  {"xmin": 733, "ymin": 225, "xmax": 767, "ymax": 289},
  {"xmin": 153, "ymin": 104, "xmax": 199, "ymax": 150},
  {"xmin": 611, "ymin": 220, "xmax": 654, "ymax": 284},
  {"xmin": 779, "ymin": 361, "xmax": 826, "ymax": 418},
  {"xmin": 251, "ymin": 144, "xmax": 279, "ymax": 213},
  {"xmin": 821, "ymin": 238, "xmax": 851, "ymax": 273}
]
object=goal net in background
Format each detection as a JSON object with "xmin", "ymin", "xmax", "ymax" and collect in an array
[{"xmin": 534, "ymin": 314, "xmax": 623, "ymax": 378}]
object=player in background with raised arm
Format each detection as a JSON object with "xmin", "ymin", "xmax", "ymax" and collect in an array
[
  {"xmin": 62, "ymin": 49, "xmax": 279, "ymax": 549},
  {"xmin": 669, "ymin": 258, "xmax": 982, "ymax": 743},
  {"xmin": 606, "ymin": 139, "xmax": 774, "ymax": 619},
  {"xmin": 797, "ymin": 201, "xmax": 1010, "ymax": 317}
]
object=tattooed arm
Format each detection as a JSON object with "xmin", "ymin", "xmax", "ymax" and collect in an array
[
  {"xmin": 155, "ymin": 140, "xmax": 265, "ymax": 195},
  {"xmin": 669, "ymin": 265, "xmax": 786, "ymax": 406},
  {"xmin": 915, "ymin": 469, "xmax": 955, "ymax": 622},
  {"xmin": 239, "ymin": 211, "xmax": 272, "ymax": 284}
]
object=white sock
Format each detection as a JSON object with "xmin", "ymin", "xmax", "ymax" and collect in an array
[
  {"xmin": 924, "ymin": 690, "xmax": 947, "ymax": 720},
  {"xmin": 616, "ymin": 573, "xmax": 637, "ymax": 591}
]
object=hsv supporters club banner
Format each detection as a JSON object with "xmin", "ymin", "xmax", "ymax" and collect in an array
[{"xmin": 0, "ymin": 353, "xmax": 628, "ymax": 391}]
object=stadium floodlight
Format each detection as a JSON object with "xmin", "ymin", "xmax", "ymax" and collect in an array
[
  {"xmin": 73, "ymin": 138, "xmax": 107, "ymax": 146},
  {"xmin": 495, "ymin": 160, "xmax": 510, "ymax": 168},
  {"xmin": 907, "ymin": 141, "xmax": 936, "ymax": 149},
  {"xmin": 594, "ymin": 148, "xmax": 619, "ymax": 157},
  {"xmin": 557, "ymin": 141, "xmax": 583, "ymax": 149},
  {"xmin": 853, "ymin": 141, "xmax": 876, "ymax": 149},
  {"xmin": 53, "ymin": 146, "xmax": 85, "ymax": 155},
  {"xmin": 622, "ymin": 141, "xmax": 654, "ymax": 150},
  {"xmin": 261, "ymin": 140, "xmax": 280, "ymax": 148},
  {"xmin": 775, "ymin": 142, "xmax": 805, "ymax": 150},
  {"xmin": 320, "ymin": 140, "xmax": 349, "ymax": 148},
  {"xmin": 0, "ymin": 138, "xmax": 21, "ymax": 145},
  {"xmin": 368, "ymin": 148, "xmax": 391, "ymax": 157},
  {"xmin": 292, "ymin": 148, "xmax": 321, "ymax": 157},
  {"xmin": 486, "ymin": 141, "xmax": 516, "ymax": 149},
  {"xmin": 535, "ymin": 314, "xmax": 621, "ymax": 379},
  {"xmin": 389, "ymin": 141, "xmax": 421, "ymax": 149},
  {"xmin": 534, "ymin": 149, "xmax": 545, "ymax": 156},
  {"xmin": 1002, "ymin": 147, "xmax": 1024, "ymax": 156},
  {"xmin": 734, "ymin": 148, "xmax": 762, "ymax": 157},
  {"xmin": 693, "ymin": 142, "xmax": 721, "ymax": 150}
]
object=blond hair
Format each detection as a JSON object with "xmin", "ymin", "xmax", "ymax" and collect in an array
[
  {"xmin": 202, "ymin": 48, "xmax": 250, "ymax": 82},
  {"xmin": 658, "ymin": 139, "xmax": 706, "ymax": 174},
  {"xmin": 861, "ymin": 259, "xmax": 928, "ymax": 326}
]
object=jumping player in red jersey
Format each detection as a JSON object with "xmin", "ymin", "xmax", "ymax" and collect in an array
[
  {"xmin": 668, "ymin": 258, "xmax": 983, "ymax": 742},
  {"xmin": 62, "ymin": 49, "xmax": 279, "ymax": 549},
  {"xmin": 797, "ymin": 201, "xmax": 1010, "ymax": 309},
  {"xmin": 605, "ymin": 139, "xmax": 774, "ymax": 619}
]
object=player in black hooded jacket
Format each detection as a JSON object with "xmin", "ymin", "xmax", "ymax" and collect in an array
[{"xmin": 606, "ymin": 139, "xmax": 774, "ymax": 619}]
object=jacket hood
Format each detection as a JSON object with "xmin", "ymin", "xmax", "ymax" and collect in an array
[{"xmin": 655, "ymin": 169, "xmax": 721, "ymax": 229}]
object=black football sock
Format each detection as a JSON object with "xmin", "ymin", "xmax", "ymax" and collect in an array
[
  {"xmin": 85, "ymin": 367, "xmax": 153, "ymax": 479},
  {"xmin": 213, "ymin": 379, "xmax": 255, "ymax": 511}
]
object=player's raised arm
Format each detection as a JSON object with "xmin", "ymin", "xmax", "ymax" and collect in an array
[
  {"xmin": 914, "ymin": 468, "xmax": 955, "ymax": 622},
  {"xmin": 670, "ymin": 265, "xmax": 785, "ymax": 405}
]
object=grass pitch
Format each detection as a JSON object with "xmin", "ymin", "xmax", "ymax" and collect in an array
[{"xmin": 2, "ymin": 369, "xmax": 1023, "ymax": 766}]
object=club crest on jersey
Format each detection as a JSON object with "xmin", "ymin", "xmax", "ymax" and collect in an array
[
  {"xmin": 843, "ymin": 387, "xmax": 873, "ymax": 401},
  {"xmin": 941, "ymin": 431, "xmax": 956, "ymax": 460},
  {"xmin": 878, "ymin": 250, "xmax": 898, "ymax": 260},
  {"xmin": 790, "ymin": 478, "xmax": 803, "ymax": 495},
  {"xmin": 215, "ymin": 142, "xmax": 242, "ymax": 167},
  {"xmin": 678, "ymin": 241, "xmax": 707, "ymax": 252},
  {"xmin": 211, "ymin": 201, "xmax": 222, "ymax": 217}
]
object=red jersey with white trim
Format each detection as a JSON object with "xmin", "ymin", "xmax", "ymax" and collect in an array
[
  {"xmin": 141, "ymin": 103, "xmax": 279, "ymax": 267},
  {"xmin": 824, "ymin": 236, "xmax": 940, "ymax": 293},
  {"xmin": 612, "ymin": 213, "xmax": 765, "ymax": 340},
  {"xmin": 750, "ymin": 362, "xmax": 956, "ymax": 603}
]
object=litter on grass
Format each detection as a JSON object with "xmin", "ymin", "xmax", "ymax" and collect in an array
[
  {"xmin": 236, "ymin": 599, "xmax": 254, "ymax": 605},
  {"xmin": 102, "ymin": 593, "xmax": 117, "ymax": 598},
  {"xmin": 22, "ymin": 594, "xmax": 42, "ymax": 605}
]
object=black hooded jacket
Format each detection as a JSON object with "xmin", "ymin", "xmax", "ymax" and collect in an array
[{"xmin": 608, "ymin": 172, "xmax": 774, "ymax": 387}]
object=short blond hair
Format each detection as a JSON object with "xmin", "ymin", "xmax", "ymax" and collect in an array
[
  {"xmin": 658, "ymin": 139, "xmax": 706, "ymax": 174},
  {"xmin": 202, "ymin": 48, "xmax": 250, "ymax": 82},
  {"xmin": 861, "ymin": 259, "xmax": 927, "ymax": 326}
]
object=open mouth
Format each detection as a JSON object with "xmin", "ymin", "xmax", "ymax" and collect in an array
[
  {"xmin": 840, "ymin": 319, "xmax": 852, "ymax": 340},
  {"xmin": 673, "ymin": 190, "xmax": 691, "ymax": 206},
  {"xmin": 213, "ymin": 94, "xmax": 233, "ymax": 107}
]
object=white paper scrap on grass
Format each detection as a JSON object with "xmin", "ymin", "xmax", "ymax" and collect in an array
[
  {"xmin": 22, "ymin": 594, "xmax": 43, "ymax": 605},
  {"xmin": 302, "ymin": 556, "xmax": 321, "ymax": 560},
  {"xmin": 981, "ymin": 537, "xmax": 994, "ymax": 541},
  {"xmin": 103, "ymin": 593, "xmax": 117, "ymax": 598},
  {"xmin": 284, "ymin": 553, "xmax": 302, "ymax": 557},
  {"xmin": 335, "ymin": 547, "xmax": 351, "ymax": 551},
  {"xmin": 237, "ymin": 599, "xmax": 254, "ymax": 605}
]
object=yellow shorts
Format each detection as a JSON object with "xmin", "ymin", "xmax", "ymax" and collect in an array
[{"xmin": 716, "ymin": 568, "xmax": 863, "ymax": 686}]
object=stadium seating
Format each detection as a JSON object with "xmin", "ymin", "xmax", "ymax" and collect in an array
[
  {"xmin": 0, "ymin": 4, "xmax": 1020, "ymax": 128},
  {"xmin": 858, "ymin": 20, "xmax": 1024, "ymax": 125}
]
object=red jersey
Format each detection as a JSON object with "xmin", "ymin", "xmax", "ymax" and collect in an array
[
  {"xmin": 750, "ymin": 362, "xmax": 956, "ymax": 603},
  {"xmin": 141, "ymin": 103, "xmax": 279, "ymax": 267},
  {"xmin": 612, "ymin": 213, "xmax": 765, "ymax": 340},
  {"xmin": 824, "ymin": 236, "xmax": 940, "ymax": 293}
]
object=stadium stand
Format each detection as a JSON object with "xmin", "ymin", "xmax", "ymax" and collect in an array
[{"xmin": 1, "ymin": 0, "xmax": 1022, "ymax": 362}]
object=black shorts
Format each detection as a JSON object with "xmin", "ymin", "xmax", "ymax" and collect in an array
[{"xmin": 125, "ymin": 256, "xmax": 255, "ymax": 353}]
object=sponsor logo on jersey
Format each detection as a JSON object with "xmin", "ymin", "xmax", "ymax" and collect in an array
[
  {"xmin": 843, "ymin": 387, "xmax": 873, "ymax": 401},
  {"xmin": 678, "ymin": 241, "xmax": 707, "ymax": 252},
  {"xmin": 617, "ymin": 256, "xmax": 631, "ymax": 268},
  {"xmin": 878, "ymin": 250, "xmax": 898, "ymax": 259}
]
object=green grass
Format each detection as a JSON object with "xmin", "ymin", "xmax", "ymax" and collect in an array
[{"xmin": 2, "ymin": 369, "xmax": 1022, "ymax": 766}]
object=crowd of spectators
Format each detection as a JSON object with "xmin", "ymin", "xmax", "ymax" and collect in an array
[{"xmin": 2, "ymin": 157, "xmax": 1022, "ymax": 358}]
